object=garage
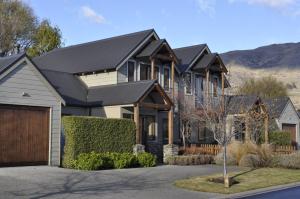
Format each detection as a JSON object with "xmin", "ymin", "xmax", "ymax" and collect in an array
[
  {"xmin": 0, "ymin": 105, "xmax": 50, "ymax": 166},
  {"xmin": 282, "ymin": 123, "xmax": 297, "ymax": 146},
  {"xmin": 0, "ymin": 53, "xmax": 65, "ymax": 166}
]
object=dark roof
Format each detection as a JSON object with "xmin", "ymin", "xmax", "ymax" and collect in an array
[
  {"xmin": 173, "ymin": 44, "xmax": 207, "ymax": 73},
  {"xmin": 0, "ymin": 53, "xmax": 26, "ymax": 75},
  {"xmin": 263, "ymin": 97, "xmax": 290, "ymax": 118},
  {"xmin": 226, "ymin": 95, "xmax": 260, "ymax": 115},
  {"xmin": 137, "ymin": 39, "xmax": 165, "ymax": 58},
  {"xmin": 193, "ymin": 53, "xmax": 217, "ymax": 70},
  {"xmin": 87, "ymin": 80, "xmax": 156, "ymax": 106},
  {"xmin": 41, "ymin": 69, "xmax": 157, "ymax": 107},
  {"xmin": 34, "ymin": 29, "xmax": 155, "ymax": 74},
  {"xmin": 41, "ymin": 69, "xmax": 88, "ymax": 106}
]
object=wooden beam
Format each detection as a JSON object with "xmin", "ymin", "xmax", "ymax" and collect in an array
[
  {"xmin": 140, "ymin": 102, "xmax": 170, "ymax": 110},
  {"xmin": 171, "ymin": 61, "xmax": 175, "ymax": 102},
  {"xmin": 151, "ymin": 58, "xmax": 155, "ymax": 80},
  {"xmin": 221, "ymin": 72, "xmax": 225, "ymax": 96},
  {"xmin": 168, "ymin": 108, "xmax": 174, "ymax": 144},
  {"xmin": 134, "ymin": 104, "xmax": 141, "ymax": 144},
  {"xmin": 264, "ymin": 115, "xmax": 269, "ymax": 144},
  {"xmin": 154, "ymin": 54, "xmax": 173, "ymax": 61}
]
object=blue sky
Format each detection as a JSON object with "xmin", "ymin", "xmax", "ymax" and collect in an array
[{"xmin": 26, "ymin": 0, "xmax": 300, "ymax": 53}]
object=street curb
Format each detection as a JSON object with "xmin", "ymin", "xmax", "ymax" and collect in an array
[{"xmin": 212, "ymin": 181, "xmax": 300, "ymax": 199}]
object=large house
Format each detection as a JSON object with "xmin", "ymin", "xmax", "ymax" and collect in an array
[{"xmin": 0, "ymin": 29, "xmax": 228, "ymax": 165}]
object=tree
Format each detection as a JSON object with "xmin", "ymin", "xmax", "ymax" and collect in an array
[
  {"xmin": 27, "ymin": 20, "xmax": 62, "ymax": 57},
  {"xmin": 0, "ymin": 0, "xmax": 37, "ymax": 56},
  {"xmin": 237, "ymin": 76, "xmax": 287, "ymax": 99}
]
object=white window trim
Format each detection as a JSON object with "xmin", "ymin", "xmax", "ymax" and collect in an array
[
  {"xmin": 127, "ymin": 60, "xmax": 136, "ymax": 82},
  {"xmin": 184, "ymin": 72, "xmax": 193, "ymax": 95},
  {"xmin": 163, "ymin": 65, "xmax": 171, "ymax": 92}
]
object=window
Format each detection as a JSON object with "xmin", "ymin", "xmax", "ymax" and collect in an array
[
  {"xmin": 127, "ymin": 61, "xmax": 135, "ymax": 82},
  {"xmin": 163, "ymin": 119, "xmax": 168, "ymax": 141},
  {"xmin": 185, "ymin": 73, "xmax": 192, "ymax": 95},
  {"xmin": 154, "ymin": 66, "xmax": 160, "ymax": 81},
  {"xmin": 198, "ymin": 122, "xmax": 206, "ymax": 141},
  {"xmin": 143, "ymin": 116, "xmax": 156, "ymax": 141},
  {"xmin": 123, "ymin": 113, "xmax": 133, "ymax": 120},
  {"xmin": 213, "ymin": 77, "xmax": 218, "ymax": 97},
  {"xmin": 140, "ymin": 64, "xmax": 151, "ymax": 80},
  {"xmin": 163, "ymin": 67, "xmax": 170, "ymax": 91}
]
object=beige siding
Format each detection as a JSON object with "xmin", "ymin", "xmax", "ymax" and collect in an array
[
  {"xmin": 91, "ymin": 106, "xmax": 122, "ymax": 118},
  {"xmin": 117, "ymin": 63, "xmax": 128, "ymax": 83},
  {"xmin": 79, "ymin": 71, "xmax": 117, "ymax": 87},
  {"xmin": 0, "ymin": 60, "xmax": 62, "ymax": 166}
]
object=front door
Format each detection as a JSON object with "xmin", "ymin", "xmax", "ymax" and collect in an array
[
  {"xmin": 141, "ymin": 115, "xmax": 156, "ymax": 148},
  {"xmin": 195, "ymin": 74, "xmax": 203, "ymax": 107}
]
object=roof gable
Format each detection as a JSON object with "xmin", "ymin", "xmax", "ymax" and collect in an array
[{"xmin": 34, "ymin": 29, "xmax": 157, "ymax": 74}]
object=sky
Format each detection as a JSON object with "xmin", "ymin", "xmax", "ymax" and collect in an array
[{"xmin": 24, "ymin": 0, "xmax": 300, "ymax": 53}]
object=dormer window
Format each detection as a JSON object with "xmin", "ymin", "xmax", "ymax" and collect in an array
[
  {"xmin": 140, "ymin": 63, "xmax": 151, "ymax": 80},
  {"xmin": 163, "ymin": 66, "xmax": 170, "ymax": 91},
  {"xmin": 127, "ymin": 61, "xmax": 135, "ymax": 82},
  {"xmin": 184, "ymin": 72, "xmax": 192, "ymax": 95}
]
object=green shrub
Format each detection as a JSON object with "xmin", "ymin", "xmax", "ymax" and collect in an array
[
  {"xmin": 109, "ymin": 152, "xmax": 138, "ymax": 169},
  {"xmin": 269, "ymin": 131, "xmax": 291, "ymax": 146},
  {"xmin": 271, "ymin": 152, "xmax": 300, "ymax": 169},
  {"xmin": 75, "ymin": 151, "xmax": 104, "ymax": 170},
  {"xmin": 62, "ymin": 116, "xmax": 135, "ymax": 168},
  {"xmin": 167, "ymin": 155, "xmax": 214, "ymax": 166},
  {"xmin": 136, "ymin": 152, "xmax": 157, "ymax": 167}
]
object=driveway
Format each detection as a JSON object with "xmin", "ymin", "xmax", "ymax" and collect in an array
[{"xmin": 0, "ymin": 165, "xmax": 238, "ymax": 199}]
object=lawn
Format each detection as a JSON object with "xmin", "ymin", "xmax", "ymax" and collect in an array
[{"xmin": 174, "ymin": 168, "xmax": 300, "ymax": 194}]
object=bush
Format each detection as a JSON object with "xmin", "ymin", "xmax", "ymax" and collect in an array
[
  {"xmin": 239, "ymin": 154, "xmax": 261, "ymax": 168},
  {"xmin": 214, "ymin": 152, "xmax": 237, "ymax": 166},
  {"xmin": 137, "ymin": 152, "xmax": 157, "ymax": 167},
  {"xmin": 75, "ymin": 152, "xmax": 105, "ymax": 170},
  {"xmin": 62, "ymin": 116, "xmax": 135, "ymax": 168},
  {"xmin": 271, "ymin": 152, "xmax": 300, "ymax": 169},
  {"xmin": 269, "ymin": 131, "xmax": 291, "ymax": 146},
  {"xmin": 109, "ymin": 152, "xmax": 138, "ymax": 169},
  {"xmin": 167, "ymin": 155, "xmax": 214, "ymax": 166}
]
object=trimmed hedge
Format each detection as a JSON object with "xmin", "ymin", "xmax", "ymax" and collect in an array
[
  {"xmin": 74, "ymin": 152, "xmax": 156, "ymax": 170},
  {"xmin": 166, "ymin": 155, "xmax": 214, "ymax": 165},
  {"xmin": 62, "ymin": 116, "xmax": 136, "ymax": 168},
  {"xmin": 269, "ymin": 131, "xmax": 291, "ymax": 146}
]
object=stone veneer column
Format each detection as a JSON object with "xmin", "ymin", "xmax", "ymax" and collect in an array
[{"xmin": 163, "ymin": 144, "xmax": 179, "ymax": 163}]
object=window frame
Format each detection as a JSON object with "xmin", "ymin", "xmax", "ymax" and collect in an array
[
  {"xmin": 184, "ymin": 72, "xmax": 192, "ymax": 95},
  {"xmin": 163, "ymin": 65, "xmax": 171, "ymax": 92},
  {"xmin": 139, "ymin": 63, "xmax": 151, "ymax": 81},
  {"xmin": 127, "ymin": 60, "xmax": 136, "ymax": 82}
]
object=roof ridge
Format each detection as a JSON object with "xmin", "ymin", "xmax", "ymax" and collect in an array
[
  {"xmin": 173, "ymin": 44, "xmax": 207, "ymax": 51},
  {"xmin": 35, "ymin": 29, "xmax": 155, "ymax": 60}
]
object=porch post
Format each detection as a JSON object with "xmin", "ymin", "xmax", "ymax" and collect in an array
[
  {"xmin": 151, "ymin": 58, "xmax": 155, "ymax": 80},
  {"xmin": 221, "ymin": 72, "xmax": 225, "ymax": 96},
  {"xmin": 134, "ymin": 103, "xmax": 141, "ymax": 144},
  {"xmin": 264, "ymin": 115, "xmax": 269, "ymax": 144},
  {"xmin": 168, "ymin": 108, "xmax": 174, "ymax": 144},
  {"xmin": 245, "ymin": 115, "xmax": 250, "ymax": 142},
  {"xmin": 171, "ymin": 60, "xmax": 175, "ymax": 101}
]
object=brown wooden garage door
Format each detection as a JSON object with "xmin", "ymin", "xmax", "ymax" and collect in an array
[
  {"xmin": 0, "ymin": 105, "xmax": 49, "ymax": 166},
  {"xmin": 282, "ymin": 123, "xmax": 297, "ymax": 146}
]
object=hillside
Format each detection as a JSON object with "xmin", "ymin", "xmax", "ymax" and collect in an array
[{"xmin": 221, "ymin": 42, "xmax": 300, "ymax": 109}]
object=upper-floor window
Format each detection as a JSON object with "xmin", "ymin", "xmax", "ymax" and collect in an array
[
  {"xmin": 195, "ymin": 74, "xmax": 203, "ymax": 96},
  {"xmin": 213, "ymin": 77, "xmax": 218, "ymax": 97},
  {"xmin": 184, "ymin": 73, "xmax": 192, "ymax": 95},
  {"xmin": 127, "ymin": 61, "xmax": 135, "ymax": 82},
  {"xmin": 163, "ymin": 66, "xmax": 170, "ymax": 91},
  {"xmin": 154, "ymin": 66, "xmax": 160, "ymax": 81},
  {"xmin": 140, "ymin": 64, "xmax": 151, "ymax": 80}
]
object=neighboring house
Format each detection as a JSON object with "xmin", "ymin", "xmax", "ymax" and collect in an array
[
  {"xmin": 264, "ymin": 97, "xmax": 300, "ymax": 147},
  {"xmin": 0, "ymin": 53, "xmax": 65, "ymax": 166},
  {"xmin": 0, "ymin": 29, "xmax": 229, "ymax": 163}
]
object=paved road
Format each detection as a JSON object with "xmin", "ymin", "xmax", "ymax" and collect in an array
[
  {"xmin": 0, "ymin": 165, "xmax": 237, "ymax": 199},
  {"xmin": 239, "ymin": 186, "xmax": 300, "ymax": 199}
]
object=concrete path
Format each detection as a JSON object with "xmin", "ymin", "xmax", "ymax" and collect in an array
[{"xmin": 0, "ymin": 165, "xmax": 237, "ymax": 199}]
